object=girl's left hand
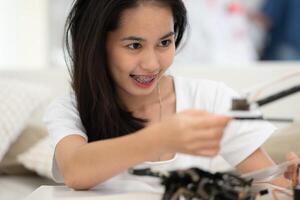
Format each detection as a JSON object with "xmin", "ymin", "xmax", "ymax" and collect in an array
[{"xmin": 284, "ymin": 152, "xmax": 300, "ymax": 186}]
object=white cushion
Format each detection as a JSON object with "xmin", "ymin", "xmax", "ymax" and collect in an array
[
  {"xmin": 17, "ymin": 136, "xmax": 54, "ymax": 179},
  {"xmin": 0, "ymin": 78, "xmax": 50, "ymax": 161},
  {"xmin": 0, "ymin": 124, "xmax": 47, "ymax": 174}
]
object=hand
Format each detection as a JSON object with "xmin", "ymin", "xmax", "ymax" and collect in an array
[
  {"xmin": 157, "ymin": 109, "xmax": 231, "ymax": 157},
  {"xmin": 284, "ymin": 152, "xmax": 300, "ymax": 187}
]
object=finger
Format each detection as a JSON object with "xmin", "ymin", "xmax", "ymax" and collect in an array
[
  {"xmin": 284, "ymin": 171, "xmax": 291, "ymax": 179},
  {"xmin": 188, "ymin": 139, "xmax": 221, "ymax": 151},
  {"xmin": 284, "ymin": 152, "xmax": 300, "ymax": 183},
  {"xmin": 283, "ymin": 167, "xmax": 296, "ymax": 179},
  {"xmin": 286, "ymin": 152, "xmax": 299, "ymax": 161},
  {"xmin": 195, "ymin": 149, "xmax": 220, "ymax": 157},
  {"xmin": 284, "ymin": 168, "xmax": 294, "ymax": 179},
  {"xmin": 181, "ymin": 109, "xmax": 210, "ymax": 116},
  {"xmin": 195, "ymin": 128, "xmax": 225, "ymax": 140},
  {"xmin": 287, "ymin": 164, "xmax": 296, "ymax": 173},
  {"xmin": 285, "ymin": 152, "xmax": 299, "ymax": 172}
]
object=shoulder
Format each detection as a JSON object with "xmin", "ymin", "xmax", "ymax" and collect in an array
[
  {"xmin": 47, "ymin": 92, "xmax": 77, "ymax": 113},
  {"xmin": 43, "ymin": 92, "xmax": 87, "ymax": 146},
  {"xmin": 173, "ymin": 76, "xmax": 222, "ymax": 91},
  {"xmin": 43, "ymin": 92, "xmax": 80, "ymax": 126},
  {"xmin": 173, "ymin": 76, "xmax": 237, "ymax": 99}
]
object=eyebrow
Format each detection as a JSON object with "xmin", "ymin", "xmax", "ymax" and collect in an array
[{"xmin": 121, "ymin": 32, "xmax": 175, "ymax": 42}]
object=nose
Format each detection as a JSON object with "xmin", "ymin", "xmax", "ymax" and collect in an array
[{"xmin": 140, "ymin": 48, "xmax": 160, "ymax": 72}]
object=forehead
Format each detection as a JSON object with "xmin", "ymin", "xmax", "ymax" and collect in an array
[{"xmin": 114, "ymin": 3, "xmax": 174, "ymax": 37}]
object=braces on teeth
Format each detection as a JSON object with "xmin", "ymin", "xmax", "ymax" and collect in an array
[{"xmin": 131, "ymin": 75, "xmax": 155, "ymax": 83}]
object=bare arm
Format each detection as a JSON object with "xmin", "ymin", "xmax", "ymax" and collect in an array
[
  {"xmin": 236, "ymin": 148, "xmax": 274, "ymax": 174},
  {"xmin": 236, "ymin": 148, "xmax": 290, "ymax": 187},
  {"xmin": 55, "ymin": 110, "xmax": 230, "ymax": 190},
  {"xmin": 56, "ymin": 124, "xmax": 162, "ymax": 190}
]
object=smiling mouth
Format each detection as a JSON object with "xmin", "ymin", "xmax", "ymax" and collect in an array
[{"xmin": 130, "ymin": 74, "xmax": 158, "ymax": 84}]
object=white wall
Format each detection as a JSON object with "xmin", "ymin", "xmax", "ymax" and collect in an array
[{"xmin": 0, "ymin": 0, "xmax": 49, "ymax": 69}]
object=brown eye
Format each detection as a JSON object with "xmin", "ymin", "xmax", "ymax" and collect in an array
[
  {"xmin": 159, "ymin": 39, "xmax": 172, "ymax": 47},
  {"xmin": 128, "ymin": 43, "xmax": 142, "ymax": 50}
]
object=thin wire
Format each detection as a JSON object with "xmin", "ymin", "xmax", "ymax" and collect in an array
[
  {"xmin": 250, "ymin": 70, "xmax": 300, "ymax": 102},
  {"xmin": 158, "ymin": 80, "xmax": 162, "ymax": 122},
  {"xmin": 157, "ymin": 80, "xmax": 163, "ymax": 161}
]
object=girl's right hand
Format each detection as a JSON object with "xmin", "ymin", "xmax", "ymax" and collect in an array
[
  {"xmin": 157, "ymin": 109, "xmax": 231, "ymax": 157},
  {"xmin": 284, "ymin": 152, "xmax": 300, "ymax": 187}
]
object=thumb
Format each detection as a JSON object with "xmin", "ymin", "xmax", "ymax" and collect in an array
[{"xmin": 286, "ymin": 152, "xmax": 298, "ymax": 161}]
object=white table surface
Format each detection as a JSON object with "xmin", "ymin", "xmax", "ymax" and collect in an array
[
  {"xmin": 24, "ymin": 186, "xmax": 162, "ymax": 200},
  {"xmin": 24, "ymin": 185, "xmax": 293, "ymax": 200}
]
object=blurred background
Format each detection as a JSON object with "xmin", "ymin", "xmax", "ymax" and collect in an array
[
  {"xmin": 0, "ymin": 2, "xmax": 300, "ymax": 199},
  {"xmin": 0, "ymin": 0, "xmax": 299, "ymax": 70}
]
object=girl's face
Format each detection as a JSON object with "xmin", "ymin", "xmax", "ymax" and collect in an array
[{"xmin": 106, "ymin": 3, "xmax": 175, "ymax": 99}]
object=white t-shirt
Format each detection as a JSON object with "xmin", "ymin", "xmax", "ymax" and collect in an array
[{"xmin": 44, "ymin": 76, "xmax": 275, "ymax": 193}]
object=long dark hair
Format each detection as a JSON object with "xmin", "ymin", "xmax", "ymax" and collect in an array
[{"xmin": 65, "ymin": 0, "xmax": 187, "ymax": 142}]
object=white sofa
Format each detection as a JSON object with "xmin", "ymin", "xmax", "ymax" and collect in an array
[
  {"xmin": 1, "ymin": 62, "xmax": 300, "ymax": 200},
  {"xmin": 0, "ymin": 69, "xmax": 69, "ymax": 200}
]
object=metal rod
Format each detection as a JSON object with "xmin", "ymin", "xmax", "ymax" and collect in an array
[
  {"xmin": 256, "ymin": 84, "xmax": 300, "ymax": 107},
  {"xmin": 234, "ymin": 117, "xmax": 294, "ymax": 123}
]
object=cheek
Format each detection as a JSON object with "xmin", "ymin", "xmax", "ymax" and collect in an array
[
  {"xmin": 160, "ymin": 48, "xmax": 175, "ymax": 67},
  {"xmin": 109, "ymin": 48, "xmax": 137, "ymax": 73}
]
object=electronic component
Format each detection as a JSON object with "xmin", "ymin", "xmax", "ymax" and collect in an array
[
  {"xmin": 230, "ymin": 84, "xmax": 300, "ymax": 123},
  {"xmin": 129, "ymin": 167, "xmax": 255, "ymax": 200}
]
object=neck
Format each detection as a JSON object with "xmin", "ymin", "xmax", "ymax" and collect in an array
[{"xmin": 118, "ymin": 77, "xmax": 166, "ymax": 113}]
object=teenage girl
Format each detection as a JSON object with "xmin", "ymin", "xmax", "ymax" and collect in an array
[{"xmin": 44, "ymin": 0, "xmax": 294, "ymax": 191}]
